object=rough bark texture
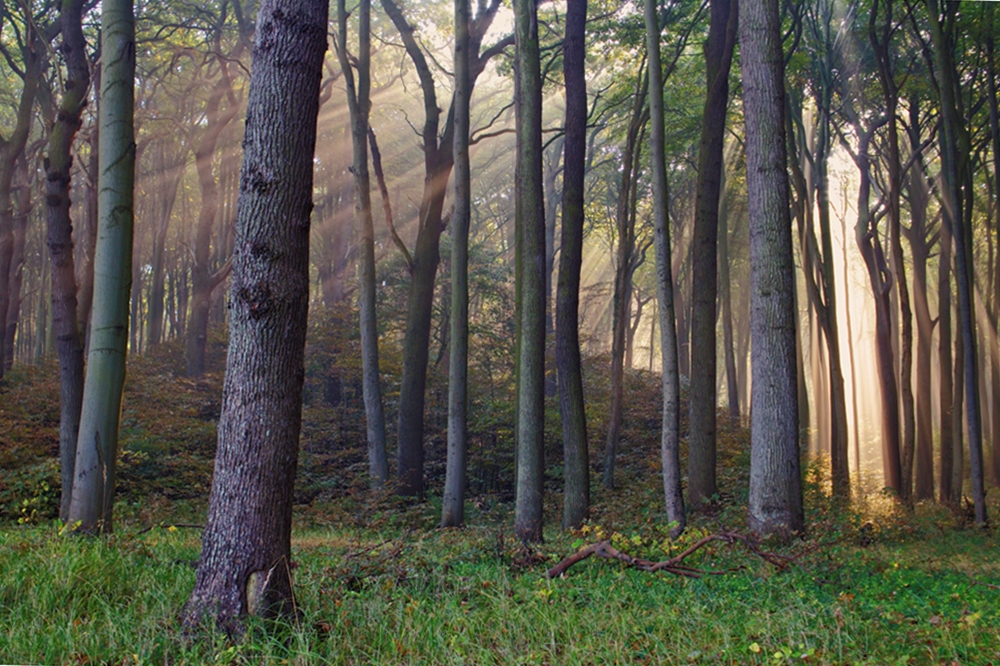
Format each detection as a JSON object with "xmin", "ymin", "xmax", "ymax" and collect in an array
[
  {"xmin": 646, "ymin": 0, "xmax": 685, "ymax": 536},
  {"xmin": 740, "ymin": 0, "xmax": 804, "ymax": 537},
  {"xmin": 67, "ymin": 0, "xmax": 135, "ymax": 533},
  {"xmin": 442, "ymin": 0, "xmax": 471, "ymax": 527},
  {"xmin": 181, "ymin": 0, "xmax": 326, "ymax": 631},
  {"xmin": 513, "ymin": 0, "xmax": 545, "ymax": 544},
  {"xmin": 688, "ymin": 0, "xmax": 737, "ymax": 508},
  {"xmin": 557, "ymin": 0, "xmax": 590, "ymax": 531},
  {"xmin": 336, "ymin": 0, "xmax": 388, "ymax": 488},
  {"xmin": 44, "ymin": 0, "xmax": 90, "ymax": 521}
]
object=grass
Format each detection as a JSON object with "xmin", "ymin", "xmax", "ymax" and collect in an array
[{"xmin": 1, "ymin": 498, "xmax": 998, "ymax": 665}]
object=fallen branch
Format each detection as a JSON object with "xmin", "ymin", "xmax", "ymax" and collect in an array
[{"xmin": 547, "ymin": 531, "xmax": 806, "ymax": 579}]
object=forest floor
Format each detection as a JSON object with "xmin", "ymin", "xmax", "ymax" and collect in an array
[{"xmin": 1, "ymin": 329, "xmax": 999, "ymax": 664}]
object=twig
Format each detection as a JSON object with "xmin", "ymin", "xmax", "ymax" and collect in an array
[{"xmin": 547, "ymin": 531, "xmax": 808, "ymax": 579}]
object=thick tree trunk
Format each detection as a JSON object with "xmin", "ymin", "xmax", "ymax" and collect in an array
[
  {"xmin": 513, "ymin": 0, "xmax": 546, "ymax": 544},
  {"xmin": 741, "ymin": 0, "xmax": 804, "ymax": 537},
  {"xmin": 68, "ymin": 0, "xmax": 135, "ymax": 533},
  {"xmin": 688, "ymin": 0, "xmax": 737, "ymax": 508},
  {"xmin": 939, "ymin": 219, "xmax": 955, "ymax": 503},
  {"xmin": 181, "ymin": 0, "xmax": 326, "ymax": 631},
  {"xmin": 645, "ymin": 0, "xmax": 685, "ymax": 536},
  {"xmin": 442, "ymin": 0, "xmax": 471, "ymax": 527}
]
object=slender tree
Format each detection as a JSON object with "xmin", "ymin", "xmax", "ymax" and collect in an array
[
  {"xmin": 67, "ymin": 0, "xmax": 136, "ymax": 533},
  {"xmin": 336, "ymin": 0, "xmax": 388, "ymax": 487},
  {"xmin": 557, "ymin": 0, "xmax": 590, "ymax": 530},
  {"xmin": 513, "ymin": 0, "xmax": 545, "ymax": 544},
  {"xmin": 688, "ymin": 0, "xmax": 737, "ymax": 508},
  {"xmin": 182, "ymin": 0, "xmax": 328, "ymax": 631},
  {"xmin": 741, "ymin": 0, "xmax": 804, "ymax": 537},
  {"xmin": 645, "ymin": 0, "xmax": 685, "ymax": 536},
  {"xmin": 442, "ymin": 0, "xmax": 472, "ymax": 527}
]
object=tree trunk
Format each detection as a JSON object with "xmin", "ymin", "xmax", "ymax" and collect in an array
[
  {"xmin": 939, "ymin": 215, "xmax": 955, "ymax": 504},
  {"xmin": 718, "ymin": 175, "xmax": 739, "ymax": 428},
  {"xmin": 688, "ymin": 0, "xmax": 737, "ymax": 508},
  {"xmin": 513, "ymin": 0, "xmax": 546, "ymax": 544},
  {"xmin": 442, "ymin": 0, "xmax": 472, "ymax": 527},
  {"xmin": 181, "ymin": 0, "xmax": 326, "ymax": 631},
  {"xmin": 603, "ymin": 74, "xmax": 646, "ymax": 490},
  {"xmin": 557, "ymin": 0, "xmax": 590, "ymax": 530},
  {"xmin": 336, "ymin": 0, "xmax": 388, "ymax": 488},
  {"xmin": 741, "ymin": 0, "xmax": 804, "ymax": 537},
  {"xmin": 186, "ymin": 41, "xmax": 245, "ymax": 378},
  {"xmin": 4, "ymin": 158, "xmax": 32, "ymax": 370},
  {"xmin": 68, "ymin": 0, "xmax": 135, "ymax": 533},
  {"xmin": 44, "ymin": 0, "xmax": 89, "ymax": 522},
  {"xmin": 645, "ymin": 0, "xmax": 685, "ymax": 536}
]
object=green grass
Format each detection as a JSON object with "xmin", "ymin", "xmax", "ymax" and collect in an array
[{"xmin": 1, "ymin": 503, "xmax": 998, "ymax": 665}]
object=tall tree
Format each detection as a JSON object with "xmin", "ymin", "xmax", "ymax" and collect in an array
[
  {"xmin": 926, "ymin": 0, "xmax": 986, "ymax": 525},
  {"xmin": 182, "ymin": 0, "xmax": 328, "ymax": 630},
  {"xmin": 0, "ymin": 6, "xmax": 45, "ymax": 380},
  {"xmin": 557, "ymin": 0, "xmax": 590, "ymax": 530},
  {"xmin": 43, "ymin": 0, "xmax": 89, "ymax": 521},
  {"xmin": 379, "ymin": 0, "xmax": 509, "ymax": 497},
  {"xmin": 442, "ymin": 0, "xmax": 471, "ymax": 527},
  {"xmin": 513, "ymin": 0, "xmax": 545, "ymax": 544},
  {"xmin": 741, "ymin": 0, "xmax": 803, "ymax": 536},
  {"xmin": 67, "ymin": 0, "xmax": 136, "ymax": 533},
  {"xmin": 336, "ymin": 0, "xmax": 388, "ymax": 487},
  {"xmin": 645, "ymin": 0, "xmax": 685, "ymax": 536},
  {"xmin": 688, "ymin": 0, "xmax": 737, "ymax": 508}
]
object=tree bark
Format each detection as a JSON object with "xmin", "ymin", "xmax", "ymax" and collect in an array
[
  {"xmin": 44, "ymin": 0, "xmax": 90, "ymax": 522},
  {"xmin": 68, "ymin": 0, "xmax": 135, "ymax": 533},
  {"xmin": 442, "ymin": 0, "xmax": 471, "ymax": 527},
  {"xmin": 182, "ymin": 0, "xmax": 326, "ymax": 631},
  {"xmin": 336, "ymin": 0, "xmax": 388, "ymax": 488},
  {"xmin": 513, "ymin": 0, "xmax": 546, "ymax": 544},
  {"xmin": 688, "ymin": 0, "xmax": 737, "ymax": 508},
  {"xmin": 646, "ymin": 0, "xmax": 685, "ymax": 536},
  {"xmin": 740, "ymin": 0, "xmax": 804, "ymax": 537}
]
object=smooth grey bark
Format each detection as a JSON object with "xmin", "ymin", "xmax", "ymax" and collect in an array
[
  {"xmin": 67, "ymin": 0, "xmax": 135, "ymax": 533},
  {"xmin": 557, "ymin": 0, "xmax": 589, "ymax": 531},
  {"xmin": 44, "ymin": 0, "xmax": 89, "ymax": 522},
  {"xmin": 939, "ymin": 206, "xmax": 955, "ymax": 503},
  {"xmin": 740, "ymin": 0, "xmax": 803, "ymax": 537},
  {"xmin": 442, "ymin": 0, "xmax": 471, "ymax": 527},
  {"xmin": 646, "ymin": 0, "xmax": 685, "ymax": 537},
  {"xmin": 688, "ymin": 0, "xmax": 737, "ymax": 508},
  {"xmin": 181, "ymin": 0, "xmax": 327, "ymax": 631},
  {"xmin": 513, "ymin": 0, "xmax": 545, "ymax": 544},
  {"xmin": 336, "ymin": 0, "xmax": 388, "ymax": 488}
]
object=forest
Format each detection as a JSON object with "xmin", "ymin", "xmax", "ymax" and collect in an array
[{"xmin": 1, "ymin": 0, "xmax": 999, "ymax": 662}]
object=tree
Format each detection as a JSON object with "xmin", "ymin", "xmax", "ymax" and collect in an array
[
  {"xmin": 513, "ymin": 0, "xmax": 545, "ymax": 544},
  {"xmin": 43, "ymin": 0, "xmax": 90, "ymax": 521},
  {"xmin": 67, "ymin": 0, "xmax": 136, "ymax": 533},
  {"xmin": 645, "ymin": 0, "xmax": 685, "ymax": 536},
  {"xmin": 741, "ymin": 0, "xmax": 803, "ymax": 537},
  {"xmin": 182, "ymin": 0, "xmax": 328, "ymax": 631},
  {"xmin": 336, "ymin": 0, "xmax": 388, "ymax": 488},
  {"xmin": 379, "ymin": 0, "xmax": 509, "ymax": 497},
  {"xmin": 441, "ymin": 0, "xmax": 471, "ymax": 527},
  {"xmin": 557, "ymin": 0, "xmax": 589, "ymax": 531},
  {"xmin": 687, "ymin": 0, "xmax": 737, "ymax": 508}
]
